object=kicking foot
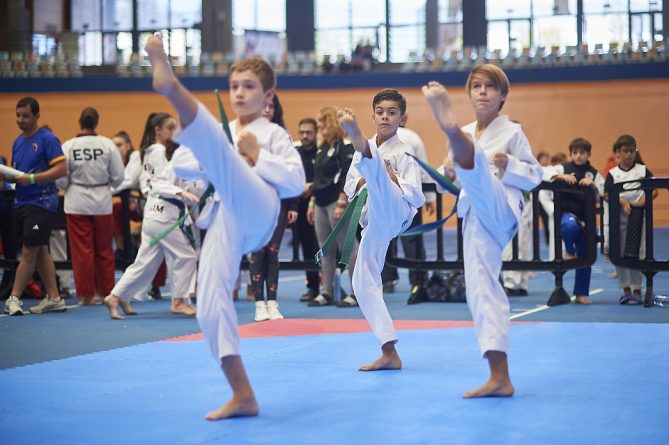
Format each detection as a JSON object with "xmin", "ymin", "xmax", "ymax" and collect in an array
[
  {"xmin": 205, "ymin": 397, "xmax": 259, "ymax": 421},
  {"xmin": 337, "ymin": 108, "xmax": 371, "ymax": 158},
  {"xmin": 103, "ymin": 295, "xmax": 125, "ymax": 320},
  {"xmin": 574, "ymin": 295, "xmax": 592, "ymax": 305},
  {"xmin": 120, "ymin": 300, "xmax": 138, "ymax": 315},
  {"xmin": 359, "ymin": 349, "xmax": 402, "ymax": 372},
  {"xmin": 144, "ymin": 33, "xmax": 177, "ymax": 96},
  {"xmin": 463, "ymin": 379, "xmax": 515, "ymax": 398},
  {"xmin": 171, "ymin": 301, "xmax": 197, "ymax": 316},
  {"xmin": 421, "ymin": 81, "xmax": 458, "ymax": 131}
]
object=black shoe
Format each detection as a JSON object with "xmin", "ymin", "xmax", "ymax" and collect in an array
[
  {"xmin": 149, "ymin": 287, "xmax": 163, "ymax": 300},
  {"xmin": 299, "ymin": 289, "xmax": 318, "ymax": 302},
  {"xmin": 407, "ymin": 285, "xmax": 428, "ymax": 305},
  {"xmin": 504, "ymin": 287, "xmax": 528, "ymax": 297}
]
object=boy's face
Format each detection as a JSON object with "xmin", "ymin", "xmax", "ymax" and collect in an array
[
  {"xmin": 229, "ymin": 70, "xmax": 273, "ymax": 118},
  {"xmin": 570, "ymin": 147, "xmax": 590, "ymax": 166},
  {"xmin": 372, "ymin": 100, "xmax": 402, "ymax": 140},
  {"xmin": 468, "ymin": 74, "xmax": 505, "ymax": 113}
]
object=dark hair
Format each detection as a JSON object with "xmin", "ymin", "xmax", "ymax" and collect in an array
[
  {"xmin": 139, "ymin": 112, "xmax": 172, "ymax": 161},
  {"xmin": 536, "ymin": 150, "xmax": 550, "ymax": 161},
  {"xmin": 372, "ymin": 88, "xmax": 406, "ymax": 115},
  {"xmin": 298, "ymin": 117, "xmax": 317, "ymax": 130},
  {"xmin": 79, "ymin": 107, "xmax": 99, "ymax": 130},
  {"xmin": 16, "ymin": 97, "xmax": 39, "ymax": 115},
  {"xmin": 568, "ymin": 137, "xmax": 592, "ymax": 154},
  {"xmin": 268, "ymin": 94, "xmax": 285, "ymax": 128},
  {"xmin": 613, "ymin": 134, "xmax": 636, "ymax": 152}
]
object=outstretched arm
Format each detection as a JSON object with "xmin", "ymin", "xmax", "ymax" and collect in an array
[
  {"xmin": 421, "ymin": 81, "xmax": 474, "ymax": 169},
  {"xmin": 145, "ymin": 33, "xmax": 198, "ymax": 128}
]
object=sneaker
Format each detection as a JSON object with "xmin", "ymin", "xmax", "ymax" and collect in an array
[
  {"xmin": 266, "ymin": 300, "xmax": 284, "ymax": 320},
  {"xmin": 254, "ymin": 301, "xmax": 270, "ymax": 322},
  {"xmin": 336, "ymin": 295, "xmax": 358, "ymax": 307},
  {"xmin": 4, "ymin": 296, "xmax": 24, "ymax": 316},
  {"xmin": 29, "ymin": 297, "xmax": 67, "ymax": 314}
]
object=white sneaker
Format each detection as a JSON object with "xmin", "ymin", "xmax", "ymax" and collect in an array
[
  {"xmin": 266, "ymin": 300, "xmax": 284, "ymax": 320},
  {"xmin": 254, "ymin": 301, "xmax": 270, "ymax": 322},
  {"xmin": 4, "ymin": 296, "xmax": 24, "ymax": 316}
]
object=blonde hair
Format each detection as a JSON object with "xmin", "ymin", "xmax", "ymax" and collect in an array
[
  {"xmin": 465, "ymin": 64, "xmax": 510, "ymax": 110},
  {"xmin": 229, "ymin": 57, "xmax": 276, "ymax": 91},
  {"xmin": 317, "ymin": 106, "xmax": 345, "ymax": 148}
]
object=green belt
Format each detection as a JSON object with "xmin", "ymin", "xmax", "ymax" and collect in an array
[
  {"xmin": 158, "ymin": 196, "xmax": 197, "ymax": 249},
  {"xmin": 315, "ymin": 188, "xmax": 367, "ymax": 271}
]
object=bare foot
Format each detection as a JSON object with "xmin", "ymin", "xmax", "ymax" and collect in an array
[
  {"xmin": 337, "ymin": 108, "xmax": 371, "ymax": 158},
  {"xmin": 421, "ymin": 81, "xmax": 458, "ymax": 131},
  {"xmin": 78, "ymin": 296, "xmax": 98, "ymax": 306},
  {"xmin": 144, "ymin": 33, "xmax": 177, "ymax": 96},
  {"xmin": 205, "ymin": 397, "xmax": 259, "ymax": 421},
  {"xmin": 120, "ymin": 300, "xmax": 138, "ymax": 315},
  {"xmin": 564, "ymin": 252, "xmax": 577, "ymax": 260},
  {"xmin": 359, "ymin": 347, "xmax": 402, "ymax": 371},
  {"xmin": 463, "ymin": 379, "xmax": 515, "ymax": 398},
  {"xmin": 171, "ymin": 300, "xmax": 197, "ymax": 316},
  {"xmin": 574, "ymin": 295, "xmax": 592, "ymax": 305},
  {"xmin": 103, "ymin": 295, "xmax": 125, "ymax": 320}
]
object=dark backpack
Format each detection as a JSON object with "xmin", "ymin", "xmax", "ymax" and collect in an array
[{"xmin": 426, "ymin": 271, "xmax": 466, "ymax": 303}]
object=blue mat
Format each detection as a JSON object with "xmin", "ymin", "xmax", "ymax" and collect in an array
[{"xmin": 2, "ymin": 322, "xmax": 668, "ymax": 445}]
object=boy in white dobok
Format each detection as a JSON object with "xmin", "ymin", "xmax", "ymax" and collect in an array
[
  {"xmin": 339, "ymin": 89, "xmax": 424, "ymax": 371},
  {"xmin": 422, "ymin": 65, "xmax": 543, "ymax": 398},
  {"xmin": 145, "ymin": 34, "xmax": 304, "ymax": 420}
]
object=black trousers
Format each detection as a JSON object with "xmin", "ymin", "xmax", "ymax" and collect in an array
[{"xmin": 294, "ymin": 199, "xmax": 320, "ymax": 293}]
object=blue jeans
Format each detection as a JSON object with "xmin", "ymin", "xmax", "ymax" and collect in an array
[{"xmin": 560, "ymin": 213, "xmax": 590, "ymax": 296}]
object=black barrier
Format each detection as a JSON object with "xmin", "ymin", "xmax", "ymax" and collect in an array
[
  {"xmin": 607, "ymin": 177, "xmax": 669, "ymax": 307},
  {"xmin": 0, "ymin": 182, "xmax": 602, "ymax": 306},
  {"xmin": 387, "ymin": 182, "xmax": 601, "ymax": 306}
]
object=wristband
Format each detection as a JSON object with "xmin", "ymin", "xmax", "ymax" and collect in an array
[
  {"xmin": 29, "ymin": 173, "xmax": 36, "ymax": 185},
  {"xmin": 308, "ymin": 201, "xmax": 316, "ymax": 208}
]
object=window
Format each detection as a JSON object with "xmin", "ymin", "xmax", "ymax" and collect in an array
[{"xmin": 233, "ymin": 0, "xmax": 285, "ymax": 32}]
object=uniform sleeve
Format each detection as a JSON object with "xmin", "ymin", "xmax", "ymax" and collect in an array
[
  {"xmin": 55, "ymin": 139, "xmax": 71, "ymax": 190},
  {"xmin": 500, "ymin": 130, "xmax": 543, "ymax": 191},
  {"xmin": 254, "ymin": 126, "xmax": 306, "ymax": 199},
  {"xmin": 594, "ymin": 172, "xmax": 605, "ymax": 196},
  {"xmin": 45, "ymin": 132, "xmax": 65, "ymax": 167},
  {"xmin": 343, "ymin": 151, "xmax": 363, "ymax": 200},
  {"xmin": 395, "ymin": 149, "xmax": 426, "ymax": 209},
  {"xmin": 543, "ymin": 164, "xmax": 564, "ymax": 182},
  {"xmin": 148, "ymin": 163, "xmax": 187, "ymax": 199},
  {"xmin": 112, "ymin": 151, "xmax": 141, "ymax": 193},
  {"xmin": 108, "ymin": 139, "xmax": 126, "ymax": 188}
]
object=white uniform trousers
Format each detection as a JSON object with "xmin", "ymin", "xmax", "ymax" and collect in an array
[
  {"xmin": 195, "ymin": 151, "xmax": 280, "ymax": 361},
  {"xmin": 502, "ymin": 199, "xmax": 532, "ymax": 291},
  {"xmin": 456, "ymin": 148, "xmax": 521, "ymax": 356},
  {"xmin": 352, "ymin": 146, "xmax": 414, "ymax": 346},
  {"xmin": 111, "ymin": 218, "xmax": 197, "ymax": 301}
]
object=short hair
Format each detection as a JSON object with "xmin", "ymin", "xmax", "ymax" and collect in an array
[
  {"xmin": 613, "ymin": 134, "xmax": 636, "ymax": 152},
  {"xmin": 372, "ymin": 88, "xmax": 406, "ymax": 115},
  {"xmin": 568, "ymin": 137, "xmax": 592, "ymax": 154},
  {"xmin": 465, "ymin": 64, "xmax": 510, "ymax": 110},
  {"xmin": 536, "ymin": 150, "xmax": 550, "ymax": 161},
  {"xmin": 230, "ymin": 57, "xmax": 276, "ymax": 91},
  {"xmin": 16, "ymin": 97, "xmax": 40, "ymax": 115},
  {"xmin": 298, "ymin": 117, "xmax": 317, "ymax": 130},
  {"xmin": 79, "ymin": 107, "xmax": 99, "ymax": 130}
]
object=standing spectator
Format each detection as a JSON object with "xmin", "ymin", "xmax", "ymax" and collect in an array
[
  {"xmin": 307, "ymin": 106, "xmax": 358, "ymax": 307},
  {"xmin": 2, "ymin": 97, "xmax": 67, "ymax": 316},
  {"xmin": 57, "ymin": 107, "xmax": 125, "ymax": 306},
  {"xmin": 294, "ymin": 117, "xmax": 321, "ymax": 302},
  {"xmin": 605, "ymin": 135, "xmax": 657, "ymax": 304},
  {"xmin": 249, "ymin": 94, "xmax": 295, "ymax": 321},
  {"xmin": 544, "ymin": 138, "xmax": 605, "ymax": 305}
]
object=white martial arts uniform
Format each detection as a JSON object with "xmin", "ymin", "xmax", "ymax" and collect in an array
[
  {"xmin": 443, "ymin": 116, "xmax": 542, "ymax": 356},
  {"xmin": 343, "ymin": 134, "xmax": 424, "ymax": 346},
  {"xmin": 111, "ymin": 144, "xmax": 203, "ymax": 302},
  {"xmin": 172, "ymin": 102, "xmax": 304, "ymax": 360},
  {"xmin": 111, "ymin": 150, "xmax": 141, "ymax": 194}
]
